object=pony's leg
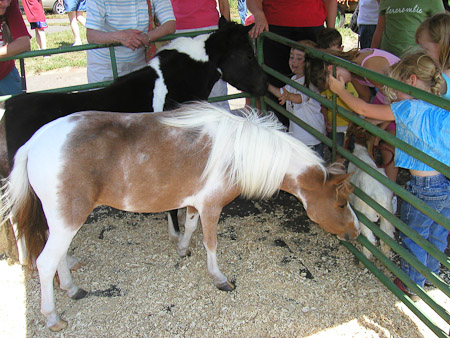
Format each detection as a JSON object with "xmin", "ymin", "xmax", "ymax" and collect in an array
[
  {"xmin": 56, "ymin": 253, "xmax": 88, "ymax": 300},
  {"xmin": 360, "ymin": 224, "xmax": 376, "ymax": 261},
  {"xmin": 36, "ymin": 227, "xmax": 80, "ymax": 331},
  {"xmin": 66, "ymin": 254, "xmax": 82, "ymax": 271},
  {"xmin": 200, "ymin": 207, "xmax": 234, "ymax": 291},
  {"xmin": 379, "ymin": 218, "xmax": 395, "ymax": 258},
  {"xmin": 167, "ymin": 209, "xmax": 180, "ymax": 243},
  {"xmin": 377, "ymin": 198, "xmax": 395, "ymax": 258},
  {"xmin": 176, "ymin": 207, "xmax": 199, "ymax": 257}
]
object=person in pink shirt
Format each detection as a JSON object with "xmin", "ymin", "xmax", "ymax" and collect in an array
[
  {"xmin": 171, "ymin": 0, "xmax": 230, "ymax": 31},
  {"xmin": 170, "ymin": 0, "xmax": 231, "ymax": 110}
]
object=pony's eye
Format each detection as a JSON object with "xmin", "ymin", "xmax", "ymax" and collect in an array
[{"xmin": 338, "ymin": 204, "xmax": 346, "ymax": 209}]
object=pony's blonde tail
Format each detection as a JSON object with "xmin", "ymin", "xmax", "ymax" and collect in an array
[{"xmin": 0, "ymin": 142, "xmax": 47, "ymax": 268}]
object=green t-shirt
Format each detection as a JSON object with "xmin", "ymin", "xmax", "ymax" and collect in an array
[{"xmin": 379, "ymin": 0, "xmax": 444, "ymax": 57}]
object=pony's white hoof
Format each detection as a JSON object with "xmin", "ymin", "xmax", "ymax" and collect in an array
[{"xmin": 48, "ymin": 319, "xmax": 68, "ymax": 332}]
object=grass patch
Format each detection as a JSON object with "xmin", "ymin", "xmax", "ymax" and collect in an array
[{"xmin": 18, "ymin": 22, "xmax": 87, "ymax": 75}]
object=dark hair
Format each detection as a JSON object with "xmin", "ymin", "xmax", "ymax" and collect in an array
[
  {"xmin": 304, "ymin": 56, "xmax": 329, "ymax": 92},
  {"xmin": 316, "ymin": 28, "xmax": 343, "ymax": 49}
]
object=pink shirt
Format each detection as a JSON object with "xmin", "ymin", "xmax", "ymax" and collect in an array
[{"xmin": 171, "ymin": 0, "xmax": 220, "ymax": 30}]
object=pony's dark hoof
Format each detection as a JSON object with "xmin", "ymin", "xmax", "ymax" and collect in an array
[
  {"xmin": 177, "ymin": 248, "xmax": 191, "ymax": 257},
  {"xmin": 71, "ymin": 288, "xmax": 88, "ymax": 300},
  {"xmin": 216, "ymin": 281, "xmax": 235, "ymax": 292}
]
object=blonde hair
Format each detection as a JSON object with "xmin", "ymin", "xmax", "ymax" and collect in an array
[
  {"xmin": 384, "ymin": 51, "xmax": 443, "ymax": 101},
  {"xmin": 416, "ymin": 12, "xmax": 450, "ymax": 70}
]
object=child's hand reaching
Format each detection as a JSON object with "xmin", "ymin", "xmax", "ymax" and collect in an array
[
  {"xmin": 328, "ymin": 73, "xmax": 346, "ymax": 95},
  {"xmin": 278, "ymin": 88, "xmax": 290, "ymax": 105}
]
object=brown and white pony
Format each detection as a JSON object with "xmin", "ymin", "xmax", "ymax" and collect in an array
[{"xmin": 1, "ymin": 103, "xmax": 359, "ymax": 331}]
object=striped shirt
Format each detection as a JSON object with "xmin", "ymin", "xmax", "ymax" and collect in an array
[
  {"xmin": 391, "ymin": 99, "xmax": 450, "ymax": 171},
  {"xmin": 86, "ymin": 0, "xmax": 174, "ymax": 64}
]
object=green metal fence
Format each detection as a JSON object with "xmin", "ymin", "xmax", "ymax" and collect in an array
[
  {"xmin": 256, "ymin": 31, "xmax": 450, "ymax": 338},
  {"xmin": 0, "ymin": 30, "xmax": 251, "ymax": 103},
  {"xmin": 2, "ymin": 30, "xmax": 449, "ymax": 337}
]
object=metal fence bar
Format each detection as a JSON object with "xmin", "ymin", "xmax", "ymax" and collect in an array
[
  {"xmin": 256, "ymin": 30, "xmax": 450, "ymax": 337},
  {"xmin": 342, "ymin": 239, "xmax": 449, "ymax": 338}
]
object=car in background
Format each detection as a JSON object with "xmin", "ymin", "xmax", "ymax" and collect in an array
[{"xmin": 20, "ymin": 0, "xmax": 65, "ymax": 15}]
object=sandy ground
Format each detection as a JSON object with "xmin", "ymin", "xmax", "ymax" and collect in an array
[{"xmin": 1, "ymin": 194, "xmax": 449, "ymax": 338}]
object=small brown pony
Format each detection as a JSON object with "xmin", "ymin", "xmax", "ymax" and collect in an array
[{"xmin": 1, "ymin": 103, "xmax": 359, "ymax": 331}]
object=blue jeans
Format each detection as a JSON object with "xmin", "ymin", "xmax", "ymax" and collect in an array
[
  {"xmin": 0, "ymin": 67, "xmax": 22, "ymax": 96},
  {"xmin": 400, "ymin": 174, "xmax": 450, "ymax": 287},
  {"xmin": 309, "ymin": 143, "xmax": 324, "ymax": 159},
  {"xmin": 358, "ymin": 24, "xmax": 376, "ymax": 49}
]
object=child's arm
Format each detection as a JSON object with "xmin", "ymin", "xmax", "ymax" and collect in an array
[
  {"xmin": 328, "ymin": 74, "xmax": 395, "ymax": 121},
  {"xmin": 268, "ymin": 84, "xmax": 303, "ymax": 105},
  {"xmin": 320, "ymin": 105, "xmax": 331, "ymax": 132}
]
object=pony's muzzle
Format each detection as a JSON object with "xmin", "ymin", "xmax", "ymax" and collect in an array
[{"xmin": 338, "ymin": 227, "xmax": 360, "ymax": 241}]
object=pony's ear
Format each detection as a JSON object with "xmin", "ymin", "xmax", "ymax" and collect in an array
[
  {"xmin": 218, "ymin": 16, "xmax": 228, "ymax": 29},
  {"xmin": 328, "ymin": 172, "xmax": 353, "ymax": 186}
]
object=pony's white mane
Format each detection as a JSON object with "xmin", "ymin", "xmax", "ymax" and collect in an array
[{"xmin": 158, "ymin": 102, "xmax": 324, "ymax": 199}]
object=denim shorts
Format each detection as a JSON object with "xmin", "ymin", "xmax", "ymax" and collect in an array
[
  {"xmin": 63, "ymin": 0, "xmax": 86, "ymax": 12},
  {"xmin": 400, "ymin": 174, "xmax": 450, "ymax": 287},
  {"xmin": 0, "ymin": 67, "xmax": 22, "ymax": 96}
]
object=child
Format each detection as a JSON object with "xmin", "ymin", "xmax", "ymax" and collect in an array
[
  {"xmin": 22, "ymin": 0, "xmax": 47, "ymax": 51},
  {"xmin": 317, "ymin": 28, "xmax": 358, "ymax": 160},
  {"xmin": 328, "ymin": 50, "xmax": 450, "ymax": 300},
  {"xmin": 316, "ymin": 27, "xmax": 344, "ymax": 51},
  {"xmin": 268, "ymin": 41, "xmax": 325, "ymax": 157},
  {"xmin": 416, "ymin": 12, "xmax": 450, "ymax": 100},
  {"xmin": 325, "ymin": 47, "xmax": 401, "ymax": 185}
]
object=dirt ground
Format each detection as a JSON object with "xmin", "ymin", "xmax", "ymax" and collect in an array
[
  {"xmin": 1, "ymin": 58, "xmax": 449, "ymax": 336},
  {"xmin": 1, "ymin": 192, "xmax": 449, "ymax": 338}
]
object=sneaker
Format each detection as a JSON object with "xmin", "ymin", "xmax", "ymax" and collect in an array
[
  {"xmin": 72, "ymin": 40, "xmax": 82, "ymax": 46},
  {"xmin": 394, "ymin": 278, "xmax": 420, "ymax": 302}
]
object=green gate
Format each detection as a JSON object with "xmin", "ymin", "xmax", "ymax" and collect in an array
[
  {"xmin": 256, "ymin": 32, "xmax": 450, "ymax": 338},
  {"xmin": 1, "ymin": 30, "xmax": 449, "ymax": 338}
]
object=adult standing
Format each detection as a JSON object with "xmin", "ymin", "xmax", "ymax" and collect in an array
[
  {"xmin": 357, "ymin": 0, "xmax": 379, "ymax": 49},
  {"xmin": 247, "ymin": 0, "xmax": 337, "ymax": 126},
  {"xmin": 170, "ymin": 0, "xmax": 230, "ymax": 110},
  {"xmin": 371, "ymin": 0, "xmax": 444, "ymax": 57},
  {"xmin": 86, "ymin": 0, "xmax": 175, "ymax": 83},
  {"xmin": 63, "ymin": 0, "xmax": 86, "ymax": 46},
  {"xmin": 0, "ymin": 0, "xmax": 31, "ymax": 95},
  {"xmin": 22, "ymin": 0, "xmax": 47, "ymax": 50}
]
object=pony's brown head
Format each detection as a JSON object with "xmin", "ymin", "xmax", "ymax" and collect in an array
[{"xmin": 298, "ymin": 166, "xmax": 360, "ymax": 241}]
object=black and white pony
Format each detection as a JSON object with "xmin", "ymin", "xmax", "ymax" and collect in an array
[
  {"xmin": 0, "ymin": 17, "xmax": 267, "ymax": 176},
  {"xmin": 0, "ymin": 17, "xmax": 267, "ymax": 263}
]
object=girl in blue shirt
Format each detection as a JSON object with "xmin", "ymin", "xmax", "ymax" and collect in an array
[
  {"xmin": 328, "ymin": 50, "xmax": 450, "ymax": 300},
  {"xmin": 416, "ymin": 12, "xmax": 450, "ymax": 101}
]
